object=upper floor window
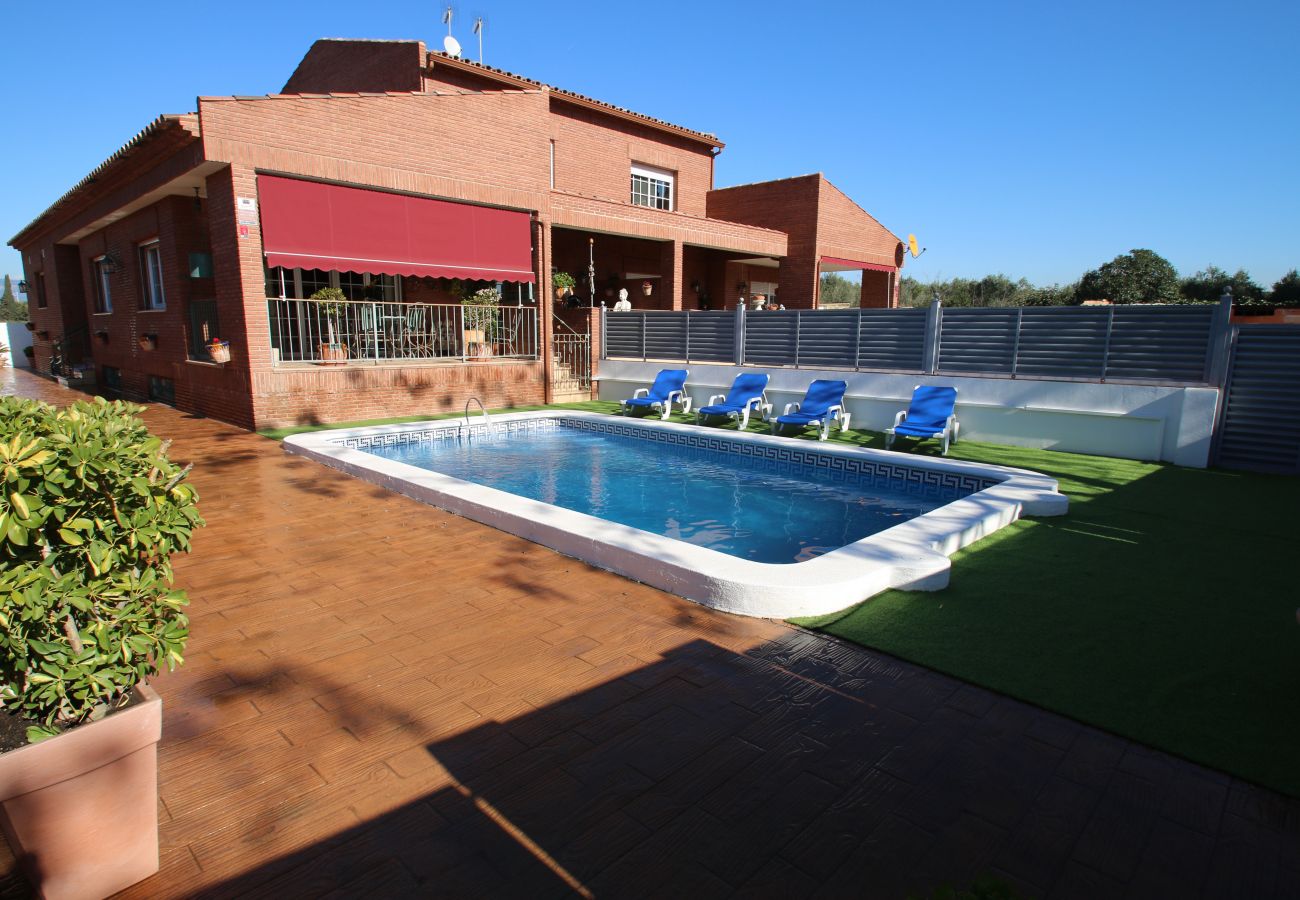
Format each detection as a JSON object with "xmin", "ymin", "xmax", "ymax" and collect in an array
[
  {"xmin": 139, "ymin": 240, "xmax": 165, "ymax": 310},
  {"xmin": 92, "ymin": 255, "xmax": 113, "ymax": 313},
  {"xmin": 35, "ymin": 272, "xmax": 47, "ymax": 309},
  {"xmin": 630, "ymin": 163, "xmax": 674, "ymax": 211}
]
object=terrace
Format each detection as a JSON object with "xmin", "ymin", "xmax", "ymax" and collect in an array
[{"xmin": 1, "ymin": 366, "xmax": 1298, "ymax": 898}]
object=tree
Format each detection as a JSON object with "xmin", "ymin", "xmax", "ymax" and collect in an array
[
  {"xmin": 1269, "ymin": 270, "xmax": 1300, "ymax": 306},
  {"xmin": 1180, "ymin": 266, "xmax": 1264, "ymax": 304},
  {"xmin": 818, "ymin": 272, "xmax": 859, "ymax": 307},
  {"xmin": 0, "ymin": 275, "xmax": 28, "ymax": 321},
  {"xmin": 1076, "ymin": 249, "xmax": 1180, "ymax": 304}
]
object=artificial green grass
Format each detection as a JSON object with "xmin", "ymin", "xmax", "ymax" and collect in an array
[{"xmin": 263, "ymin": 400, "xmax": 1300, "ymax": 796}]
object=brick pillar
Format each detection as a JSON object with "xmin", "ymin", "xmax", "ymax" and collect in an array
[
  {"xmin": 205, "ymin": 164, "xmax": 262, "ymax": 428},
  {"xmin": 860, "ymin": 269, "xmax": 891, "ymax": 308},
  {"xmin": 660, "ymin": 239, "xmax": 683, "ymax": 310},
  {"xmin": 538, "ymin": 219, "xmax": 556, "ymax": 403}
]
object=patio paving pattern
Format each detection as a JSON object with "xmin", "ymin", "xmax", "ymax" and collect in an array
[{"xmin": 2, "ymin": 368, "xmax": 1298, "ymax": 899}]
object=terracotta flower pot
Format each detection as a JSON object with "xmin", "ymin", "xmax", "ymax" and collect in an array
[
  {"xmin": 318, "ymin": 343, "xmax": 349, "ymax": 365},
  {"xmin": 208, "ymin": 342, "xmax": 231, "ymax": 364},
  {"xmin": 0, "ymin": 685, "xmax": 162, "ymax": 900},
  {"xmin": 138, "ymin": 335, "xmax": 157, "ymax": 351}
]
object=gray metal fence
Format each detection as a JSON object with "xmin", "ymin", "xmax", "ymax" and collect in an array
[
  {"xmin": 603, "ymin": 302, "xmax": 1227, "ymax": 385},
  {"xmin": 1213, "ymin": 325, "xmax": 1300, "ymax": 473}
]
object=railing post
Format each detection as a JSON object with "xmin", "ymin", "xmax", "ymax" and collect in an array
[
  {"xmin": 1206, "ymin": 290, "xmax": 1235, "ymax": 386},
  {"xmin": 794, "ymin": 309, "xmax": 802, "ymax": 369},
  {"xmin": 1011, "ymin": 307, "xmax": 1024, "ymax": 377},
  {"xmin": 600, "ymin": 305, "xmax": 608, "ymax": 360},
  {"xmin": 459, "ymin": 304, "xmax": 467, "ymax": 363},
  {"xmin": 371, "ymin": 302, "xmax": 380, "ymax": 362},
  {"xmin": 641, "ymin": 313, "xmax": 647, "ymax": 361},
  {"xmin": 734, "ymin": 304, "xmax": 746, "ymax": 366},
  {"xmin": 922, "ymin": 298, "xmax": 942, "ymax": 374},
  {"xmin": 684, "ymin": 311, "xmax": 691, "ymax": 363},
  {"xmin": 854, "ymin": 308, "xmax": 863, "ymax": 371}
]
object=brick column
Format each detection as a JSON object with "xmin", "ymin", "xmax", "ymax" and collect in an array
[
  {"xmin": 660, "ymin": 239, "xmax": 684, "ymax": 310},
  {"xmin": 588, "ymin": 306, "xmax": 603, "ymax": 398},
  {"xmin": 860, "ymin": 269, "xmax": 891, "ymax": 308}
]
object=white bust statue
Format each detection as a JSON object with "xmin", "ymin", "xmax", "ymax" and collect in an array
[{"xmin": 613, "ymin": 288, "xmax": 632, "ymax": 311}]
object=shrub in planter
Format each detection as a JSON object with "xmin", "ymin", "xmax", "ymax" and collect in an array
[
  {"xmin": 0, "ymin": 396, "xmax": 202, "ymax": 898},
  {"xmin": 553, "ymin": 271, "xmax": 575, "ymax": 300},
  {"xmin": 464, "ymin": 286, "xmax": 501, "ymax": 358},
  {"xmin": 310, "ymin": 286, "xmax": 349, "ymax": 364}
]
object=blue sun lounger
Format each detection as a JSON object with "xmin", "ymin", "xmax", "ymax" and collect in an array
[
  {"xmin": 885, "ymin": 385, "xmax": 960, "ymax": 455},
  {"xmin": 696, "ymin": 372, "xmax": 770, "ymax": 430},
  {"xmin": 620, "ymin": 369, "xmax": 690, "ymax": 420},
  {"xmin": 773, "ymin": 379, "xmax": 849, "ymax": 440}
]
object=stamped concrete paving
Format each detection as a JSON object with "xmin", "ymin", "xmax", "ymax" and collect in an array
[{"xmin": 2, "ymin": 367, "xmax": 1298, "ymax": 899}]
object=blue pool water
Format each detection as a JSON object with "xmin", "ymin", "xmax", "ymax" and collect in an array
[{"xmin": 361, "ymin": 423, "xmax": 976, "ymax": 564}]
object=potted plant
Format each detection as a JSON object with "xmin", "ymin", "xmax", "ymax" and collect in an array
[
  {"xmin": 94, "ymin": 330, "xmax": 109, "ymax": 346},
  {"xmin": 0, "ymin": 396, "xmax": 202, "ymax": 900},
  {"xmin": 641, "ymin": 279, "xmax": 654, "ymax": 297},
  {"xmin": 553, "ymin": 271, "xmax": 575, "ymax": 301},
  {"xmin": 207, "ymin": 338, "xmax": 231, "ymax": 364},
  {"xmin": 22, "ymin": 346, "xmax": 34, "ymax": 362},
  {"xmin": 310, "ymin": 287, "xmax": 349, "ymax": 365},
  {"xmin": 463, "ymin": 286, "xmax": 501, "ymax": 360},
  {"xmin": 23, "ymin": 322, "xmax": 35, "ymax": 332},
  {"xmin": 138, "ymin": 333, "xmax": 158, "ymax": 351}
]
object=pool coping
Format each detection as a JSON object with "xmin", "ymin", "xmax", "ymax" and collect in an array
[{"xmin": 283, "ymin": 411, "xmax": 1068, "ymax": 618}]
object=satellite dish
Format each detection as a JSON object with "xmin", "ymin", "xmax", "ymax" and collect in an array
[
  {"xmin": 907, "ymin": 234, "xmax": 926, "ymax": 259},
  {"xmin": 443, "ymin": 35, "xmax": 462, "ymax": 57}
]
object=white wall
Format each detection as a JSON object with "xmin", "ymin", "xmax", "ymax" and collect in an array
[
  {"xmin": 2, "ymin": 322, "xmax": 33, "ymax": 369},
  {"xmin": 596, "ymin": 360, "xmax": 1221, "ymax": 467}
]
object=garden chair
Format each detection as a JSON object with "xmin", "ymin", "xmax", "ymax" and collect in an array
[
  {"xmin": 696, "ymin": 372, "xmax": 771, "ymax": 430},
  {"xmin": 885, "ymin": 385, "xmax": 960, "ymax": 455},
  {"xmin": 621, "ymin": 369, "xmax": 690, "ymax": 420},
  {"xmin": 772, "ymin": 379, "xmax": 849, "ymax": 440}
]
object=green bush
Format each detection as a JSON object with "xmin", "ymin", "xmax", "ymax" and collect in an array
[{"xmin": 0, "ymin": 397, "xmax": 203, "ymax": 739}]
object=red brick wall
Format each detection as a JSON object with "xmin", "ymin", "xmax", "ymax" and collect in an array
[
  {"xmin": 816, "ymin": 179, "xmax": 903, "ymax": 271},
  {"xmin": 199, "ymin": 92, "xmax": 552, "ymax": 217},
  {"xmin": 19, "ymin": 242, "xmax": 86, "ymax": 374},
  {"xmin": 423, "ymin": 64, "xmax": 514, "ymax": 93},
  {"xmin": 251, "ymin": 361, "xmax": 546, "ymax": 428},
  {"xmin": 283, "ymin": 40, "xmax": 426, "ymax": 94},
  {"xmin": 549, "ymin": 102, "xmax": 715, "ymax": 218}
]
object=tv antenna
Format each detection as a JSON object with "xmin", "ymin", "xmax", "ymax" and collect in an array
[
  {"xmin": 472, "ymin": 16, "xmax": 485, "ymax": 64},
  {"xmin": 907, "ymin": 234, "xmax": 927, "ymax": 259},
  {"xmin": 441, "ymin": 5, "xmax": 454, "ymax": 35}
]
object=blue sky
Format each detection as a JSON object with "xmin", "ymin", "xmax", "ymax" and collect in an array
[{"xmin": 2, "ymin": 0, "xmax": 1296, "ymax": 288}]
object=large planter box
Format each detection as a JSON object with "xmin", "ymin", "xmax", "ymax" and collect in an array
[{"xmin": 0, "ymin": 685, "xmax": 162, "ymax": 900}]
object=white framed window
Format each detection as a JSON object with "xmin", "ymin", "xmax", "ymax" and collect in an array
[
  {"xmin": 139, "ymin": 240, "xmax": 166, "ymax": 310},
  {"xmin": 630, "ymin": 163, "xmax": 674, "ymax": 211},
  {"xmin": 91, "ymin": 255, "xmax": 113, "ymax": 313}
]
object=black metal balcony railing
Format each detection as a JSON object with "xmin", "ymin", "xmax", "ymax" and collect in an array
[{"xmin": 266, "ymin": 298, "xmax": 539, "ymax": 365}]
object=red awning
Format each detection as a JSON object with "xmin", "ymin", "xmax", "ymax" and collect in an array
[
  {"xmin": 820, "ymin": 256, "xmax": 894, "ymax": 274},
  {"xmin": 258, "ymin": 175, "xmax": 535, "ymax": 283}
]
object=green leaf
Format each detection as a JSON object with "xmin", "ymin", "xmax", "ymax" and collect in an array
[{"xmin": 26, "ymin": 725, "xmax": 59, "ymax": 743}]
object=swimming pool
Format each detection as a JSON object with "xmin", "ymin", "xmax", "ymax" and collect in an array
[{"xmin": 285, "ymin": 412, "xmax": 1067, "ymax": 617}]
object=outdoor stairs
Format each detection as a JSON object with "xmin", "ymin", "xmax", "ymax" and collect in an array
[{"xmin": 550, "ymin": 353, "xmax": 590, "ymax": 403}]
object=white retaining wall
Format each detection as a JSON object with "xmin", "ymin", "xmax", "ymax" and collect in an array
[
  {"xmin": 2, "ymin": 322, "xmax": 32, "ymax": 369},
  {"xmin": 596, "ymin": 360, "xmax": 1220, "ymax": 467}
]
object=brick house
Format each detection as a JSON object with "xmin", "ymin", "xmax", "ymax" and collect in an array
[{"xmin": 10, "ymin": 39, "xmax": 905, "ymax": 430}]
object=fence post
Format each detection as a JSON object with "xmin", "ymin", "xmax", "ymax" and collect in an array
[
  {"xmin": 734, "ymin": 304, "xmax": 747, "ymax": 366},
  {"xmin": 600, "ymin": 305, "xmax": 607, "ymax": 360},
  {"xmin": 1206, "ymin": 290, "xmax": 1235, "ymax": 386},
  {"xmin": 684, "ymin": 311, "xmax": 691, "ymax": 363},
  {"xmin": 641, "ymin": 313, "xmax": 647, "ymax": 361},
  {"xmin": 922, "ymin": 298, "xmax": 942, "ymax": 374}
]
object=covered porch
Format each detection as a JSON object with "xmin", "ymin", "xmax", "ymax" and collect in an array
[{"xmin": 258, "ymin": 175, "xmax": 541, "ymax": 368}]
